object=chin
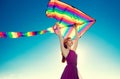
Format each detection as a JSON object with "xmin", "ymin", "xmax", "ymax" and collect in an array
[{"xmin": 70, "ymin": 44, "xmax": 73, "ymax": 47}]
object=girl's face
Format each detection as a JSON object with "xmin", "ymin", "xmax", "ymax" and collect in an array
[{"xmin": 66, "ymin": 38, "xmax": 73, "ymax": 47}]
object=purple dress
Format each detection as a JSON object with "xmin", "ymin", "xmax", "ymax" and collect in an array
[{"xmin": 61, "ymin": 50, "xmax": 79, "ymax": 79}]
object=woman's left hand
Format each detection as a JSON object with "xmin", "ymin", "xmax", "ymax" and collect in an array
[{"xmin": 73, "ymin": 23, "xmax": 81, "ymax": 38}]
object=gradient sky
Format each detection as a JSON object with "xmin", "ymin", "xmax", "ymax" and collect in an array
[{"xmin": 0, "ymin": 0, "xmax": 120, "ymax": 79}]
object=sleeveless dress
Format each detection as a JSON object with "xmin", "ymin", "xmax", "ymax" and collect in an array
[{"xmin": 61, "ymin": 50, "xmax": 79, "ymax": 79}]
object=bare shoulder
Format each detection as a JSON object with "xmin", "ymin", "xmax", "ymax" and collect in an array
[
  {"xmin": 62, "ymin": 49, "xmax": 69, "ymax": 58},
  {"xmin": 71, "ymin": 49, "xmax": 77, "ymax": 54}
]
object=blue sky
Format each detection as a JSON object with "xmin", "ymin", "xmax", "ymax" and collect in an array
[{"xmin": 0, "ymin": 0, "xmax": 120, "ymax": 79}]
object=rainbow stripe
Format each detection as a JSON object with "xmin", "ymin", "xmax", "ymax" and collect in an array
[
  {"xmin": 0, "ymin": 0, "xmax": 95, "ymax": 39},
  {"xmin": 0, "ymin": 30, "xmax": 47, "ymax": 38},
  {"xmin": 46, "ymin": 0, "xmax": 95, "ymax": 39}
]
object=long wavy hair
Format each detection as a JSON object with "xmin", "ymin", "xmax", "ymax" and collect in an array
[{"xmin": 62, "ymin": 37, "xmax": 71, "ymax": 63}]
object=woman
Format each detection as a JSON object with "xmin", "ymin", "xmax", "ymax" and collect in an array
[{"xmin": 54, "ymin": 23, "xmax": 81, "ymax": 79}]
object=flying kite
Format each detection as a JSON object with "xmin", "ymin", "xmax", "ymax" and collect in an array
[
  {"xmin": 46, "ymin": 0, "xmax": 95, "ymax": 39},
  {"xmin": 0, "ymin": 0, "xmax": 95, "ymax": 39}
]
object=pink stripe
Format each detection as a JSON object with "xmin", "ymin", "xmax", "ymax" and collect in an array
[
  {"xmin": 54, "ymin": 1, "xmax": 94, "ymax": 20},
  {"xmin": 54, "ymin": 15, "xmax": 74, "ymax": 24},
  {"xmin": 64, "ymin": 27, "xmax": 74, "ymax": 38},
  {"xmin": 79, "ymin": 21, "xmax": 95, "ymax": 36}
]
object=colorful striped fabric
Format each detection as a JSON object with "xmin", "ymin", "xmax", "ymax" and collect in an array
[
  {"xmin": 46, "ymin": 0, "xmax": 95, "ymax": 39},
  {"xmin": 0, "ymin": 30, "xmax": 48, "ymax": 38},
  {"xmin": 0, "ymin": 0, "xmax": 95, "ymax": 39}
]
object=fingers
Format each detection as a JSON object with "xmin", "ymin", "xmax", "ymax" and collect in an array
[
  {"xmin": 73, "ymin": 24, "xmax": 77, "ymax": 30},
  {"xmin": 53, "ymin": 23, "xmax": 59, "ymax": 30},
  {"xmin": 56, "ymin": 22, "xmax": 60, "ymax": 29},
  {"xmin": 53, "ymin": 22, "xmax": 61, "ymax": 35},
  {"xmin": 74, "ymin": 22, "xmax": 84, "ymax": 27},
  {"xmin": 55, "ymin": 22, "xmax": 59, "ymax": 26}
]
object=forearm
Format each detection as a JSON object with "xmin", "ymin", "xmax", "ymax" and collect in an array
[
  {"xmin": 56, "ymin": 24, "xmax": 65, "ymax": 52},
  {"xmin": 58, "ymin": 35, "xmax": 65, "ymax": 53},
  {"xmin": 74, "ymin": 25, "xmax": 79, "ymax": 39},
  {"xmin": 72, "ymin": 24, "xmax": 79, "ymax": 51}
]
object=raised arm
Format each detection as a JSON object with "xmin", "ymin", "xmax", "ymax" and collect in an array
[
  {"xmin": 54, "ymin": 23, "xmax": 66, "ymax": 53},
  {"xmin": 72, "ymin": 24, "xmax": 81, "ymax": 51}
]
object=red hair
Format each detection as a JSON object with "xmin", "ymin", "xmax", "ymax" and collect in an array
[{"xmin": 62, "ymin": 37, "xmax": 71, "ymax": 63}]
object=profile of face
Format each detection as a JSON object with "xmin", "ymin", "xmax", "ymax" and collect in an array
[{"xmin": 64, "ymin": 37, "xmax": 73, "ymax": 48}]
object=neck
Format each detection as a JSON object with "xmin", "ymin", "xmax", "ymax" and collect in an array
[{"xmin": 67, "ymin": 46, "xmax": 71, "ymax": 50}]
